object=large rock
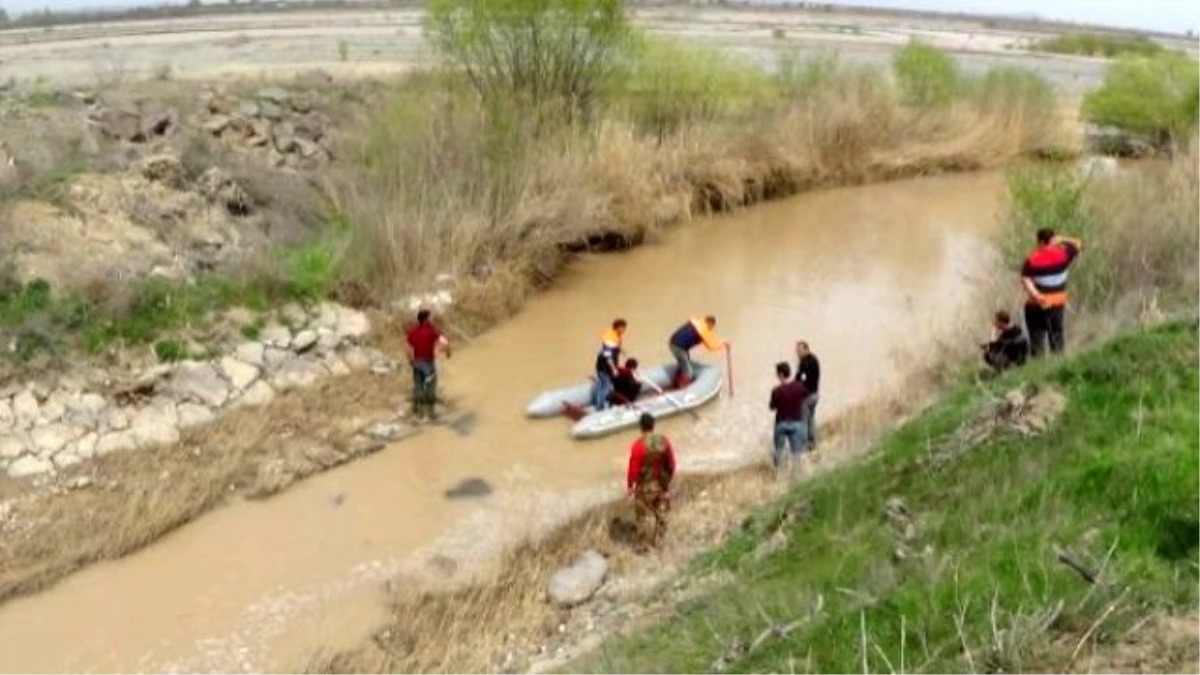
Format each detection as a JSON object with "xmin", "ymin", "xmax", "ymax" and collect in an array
[
  {"xmin": 1083, "ymin": 124, "xmax": 1156, "ymax": 158},
  {"xmin": 171, "ymin": 362, "xmax": 231, "ymax": 408},
  {"xmin": 272, "ymin": 122, "xmax": 298, "ymax": 153},
  {"xmin": 259, "ymin": 324, "xmax": 292, "ymax": 348},
  {"xmin": 31, "ymin": 423, "xmax": 83, "ymax": 455},
  {"xmin": 316, "ymin": 328, "xmax": 340, "ymax": 352},
  {"xmin": 313, "ymin": 302, "xmax": 341, "ymax": 329},
  {"xmin": 219, "ymin": 356, "xmax": 260, "ymax": 391},
  {"xmin": 260, "ymin": 100, "xmax": 285, "ymax": 121},
  {"xmin": 65, "ymin": 393, "xmax": 108, "ymax": 429},
  {"xmin": 140, "ymin": 153, "xmax": 188, "ymax": 189},
  {"xmin": 263, "ymin": 347, "xmax": 291, "ymax": 369},
  {"xmin": 270, "ymin": 358, "xmax": 326, "ymax": 391},
  {"xmin": 234, "ymin": 342, "xmax": 266, "ymax": 368},
  {"xmin": 141, "ymin": 109, "xmax": 177, "ymax": 138},
  {"xmin": 177, "ymin": 403, "xmax": 215, "ymax": 429},
  {"xmin": 130, "ymin": 404, "xmax": 180, "ymax": 449},
  {"xmin": 205, "ymin": 114, "xmax": 232, "ymax": 136},
  {"xmin": 0, "ymin": 399, "xmax": 13, "ymax": 431},
  {"xmin": 322, "ymin": 353, "xmax": 351, "ymax": 377},
  {"xmin": 38, "ymin": 395, "xmax": 66, "ymax": 424},
  {"xmin": 95, "ymin": 431, "xmax": 137, "ymax": 456},
  {"xmin": 8, "ymin": 455, "xmax": 53, "ymax": 478},
  {"xmin": 103, "ymin": 407, "xmax": 130, "ymax": 431},
  {"xmin": 341, "ymin": 346, "xmax": 372, "ymax": 371},
  {"xmin": 238, "ymin": 101, "xmax": 261, "ymax": 118},
  {"xmin": 257, "ymin": 86, "xmax": 291, "ymax": 104},
  {"xmin": 547, "ymin": 550, "xmax": 608, "ymax": 608},
  {"xmin": 53, "ymin": 451, "xmax": 82, "ymax": 469},
  {"xmin": 197, "ymin": 167, "xmax": 251, "ymax": 216},
  {"xmin": 235, "ymin": 380, "xmax": 275, "ymax": 408},
  {"xmin": 91, "ymin": 107, "xmax": 144, "ymax": 142},
  {"xmin": 12, "ymin": 391, "xmax": 39, "ymax": 429},
  {"xmin": 291, "ymin": 329, "xmax": 318, "ymax": 353},
  {"xmin": 335, "ymin": 308, "xmax": 371, "ymax": 341},
  {"xmin": 73, "ymin": 432, "xmax": 99, "ymax": 459},
  {"xmin": 0, "ymin": 433, "xmax": 28, "ymax": 459}
]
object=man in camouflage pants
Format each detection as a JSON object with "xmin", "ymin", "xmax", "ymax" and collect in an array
[{"xmin": 626, "ymin": 413, "xmax": 677, "ymax": 551}]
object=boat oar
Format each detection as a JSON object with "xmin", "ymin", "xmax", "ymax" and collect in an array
[
  {"xmin": 725, "ymin": 343, "xmax": 734, "ymax": 397},
  {"xmin": 637, "ymin": 374, "xmax": 700, "ymax": 421}
]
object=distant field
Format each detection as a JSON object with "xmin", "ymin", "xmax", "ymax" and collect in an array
[{"xmin": 0, "ymin": 4, "xmax": 1146, "ymax": 93}]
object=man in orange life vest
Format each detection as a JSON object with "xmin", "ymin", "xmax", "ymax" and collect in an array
[
  {"xmin": 1021, "ymin": 228, "xmax": 1083, "ymax": 357},
  {"xmin": 667, "ymin": 315, "xmax": 725, "ymax": 387},
  {"xmin": 593, "ymin": 319, "xmax": 628, "ymax": 411},
  {"xmin": 626, "ymin": 412, "xmax": 676, "ymax": 550}
]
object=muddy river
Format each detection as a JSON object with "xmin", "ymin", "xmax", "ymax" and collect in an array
[{"xmin": 0, "ymin": 171, "xmax": 1004, "ymax": 672}]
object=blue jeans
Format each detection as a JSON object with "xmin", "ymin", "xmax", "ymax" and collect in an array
[
  {"xmin": 803, "ymin": 393, "xmax": 819, "ymax": 446},
  {"xmin": 772, "ymin": 421, "xmax": 808, "ymax": 468},
  {"xmin": 592, "ymin": 370, "xmax": 614, "ymax": 410},
  {"xmin": 669, "ymin": 342, "xmax": 694, "ymax": 382},
  {"xmin": 411, "ymin": 360, "xmax": 437, "ymax": 414}
]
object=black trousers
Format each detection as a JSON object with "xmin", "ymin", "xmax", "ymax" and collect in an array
[{"xmin": 1024, "ymin": 304, "xmax": 1065, "ymax": 357}]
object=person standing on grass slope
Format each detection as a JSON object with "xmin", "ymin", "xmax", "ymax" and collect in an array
[
  {"xmin": 593, "ymin": 319, "xmax": 627, "ymax": 411},
  {"xmin": 626, "ymin": 412, "xmax": 676, "ymax": 551},
  {"xmin": 1021, "ymin": 228, "xmax": 1083, "ymax": 357},
  {"xmin": 405, "ymin": 308, "xmax": 451, "ymax": 422},
  {"xmin": 794, "ymin": 340, "xmax": 820, "ymax": 451},
  {"xmin": 769, "ymin": 361, "xmax": 809, "ymax": 481},
  {"xmin": 667, "ymin": 315, "xmax": 725, "ymax": 387}
]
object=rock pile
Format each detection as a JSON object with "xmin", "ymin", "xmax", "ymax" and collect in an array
[
  {"xmin": 1, "ymin": 302, "xmax": 385, "ymax": 479},
  {"xmin": 201, "ymin": 86, "xmax": 333, "ymax": 169},
  {"xmin": 87, "ymin": 105, "xmax": 178, "ymax": 144}
]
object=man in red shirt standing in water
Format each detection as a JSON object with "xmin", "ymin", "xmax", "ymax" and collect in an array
[
  {"xmin": 1021, "ymin": 228, "xmax": 1083, "ymax": 357},
  {"xmin": 405, "ymin": 309, "xmax": 451, "ymax": 421},
  {"xmin": 626, "ymin": 413, "xmax": 676, "ymax": 551}
]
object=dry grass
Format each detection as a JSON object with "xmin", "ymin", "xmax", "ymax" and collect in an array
[
  {"xmin": 299, "ymin": 362, "xmax": 953, "ymax": 674},
  {"xmin": 329, "ymin": 57, "xmax": 1074, "ymax": 313},
  {"xmin": 0, "ymin": 359, "xmax": 401, "ymax": 604}
]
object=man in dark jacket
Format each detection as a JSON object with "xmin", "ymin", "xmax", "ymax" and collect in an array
[
  {"xmin": 794, "ymin": 340, "xmax": 820, "ymax": 451},
  {"xmin": 982, "ymin": 310, "xmax": 1030, "ymax": 374}
]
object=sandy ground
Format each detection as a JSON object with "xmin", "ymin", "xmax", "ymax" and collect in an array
[{"xmin": 0, "ymin": 5, "xmax": 1153, "ymax": 94}]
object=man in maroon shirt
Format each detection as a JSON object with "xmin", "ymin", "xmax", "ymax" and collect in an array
[
  {"xmin": 405, "ymin": 309, "xmax": 451, "ymax": 421},
  {"xmin": 769, "ymin": 361, "xmax": 809, "ymax": 481}
]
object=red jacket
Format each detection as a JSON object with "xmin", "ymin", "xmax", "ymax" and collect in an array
[{"xmin": 627, "ymin": 433, "xmax": 676, "ymax": 492}]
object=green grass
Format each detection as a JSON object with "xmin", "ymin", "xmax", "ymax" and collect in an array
[
  {"xmin": 1083, "ymin": 52, "xmax": 1200, "ymax": 142},
  {"xmin": 0, "ymin": 237, "xmax": 341, "ymax": 364},
  {"xmin": 1032, "ymin": 32, "xmax": 1167, "ymax": 59},
  {"xmin": 893, "ymin": 40, "xmax": 961, "ymax": 109},
  {"xmin": 576, "ymin": 321, "xmax": 1199, "ymax": 673}
]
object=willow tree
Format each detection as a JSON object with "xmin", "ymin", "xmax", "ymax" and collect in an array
[{"xmin": 424, "ymin": 0, "xmax": 630, "ymax": 123}]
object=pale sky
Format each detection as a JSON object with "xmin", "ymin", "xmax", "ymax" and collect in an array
[{"xmin": 0, "ymin": 0, "xmax": 1197, "ymax": 35}]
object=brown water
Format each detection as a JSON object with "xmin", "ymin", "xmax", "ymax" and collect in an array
[{"xmin": 0, "ymin": 171, "xmax": 1003, "ymax": 673}]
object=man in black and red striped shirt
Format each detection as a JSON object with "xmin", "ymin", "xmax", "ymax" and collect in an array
[{"xmin": 1020, "ymin": 228, "xmax": 1083, "ymax": 357}]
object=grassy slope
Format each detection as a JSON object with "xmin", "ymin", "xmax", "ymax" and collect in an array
[{"xmin": 576, "ymin": 320, "xmax": 1199, "ymax": 673}]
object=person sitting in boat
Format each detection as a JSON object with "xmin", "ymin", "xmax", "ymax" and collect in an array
[
  {"xmin": 593, "ymin": 318, "xmax": 628, "ymax": 411},
  {"xmin": 667, "ymin": 315, "xmax": 725, "ymax": 387},
  {"xmin": 610, "ymin": 358, "xmax": 643, "ymax": 406}
]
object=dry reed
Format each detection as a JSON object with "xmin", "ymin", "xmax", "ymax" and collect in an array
[{"xmin": 329, "ymin": 57, "xmax": 1073, "ymax": 319}]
